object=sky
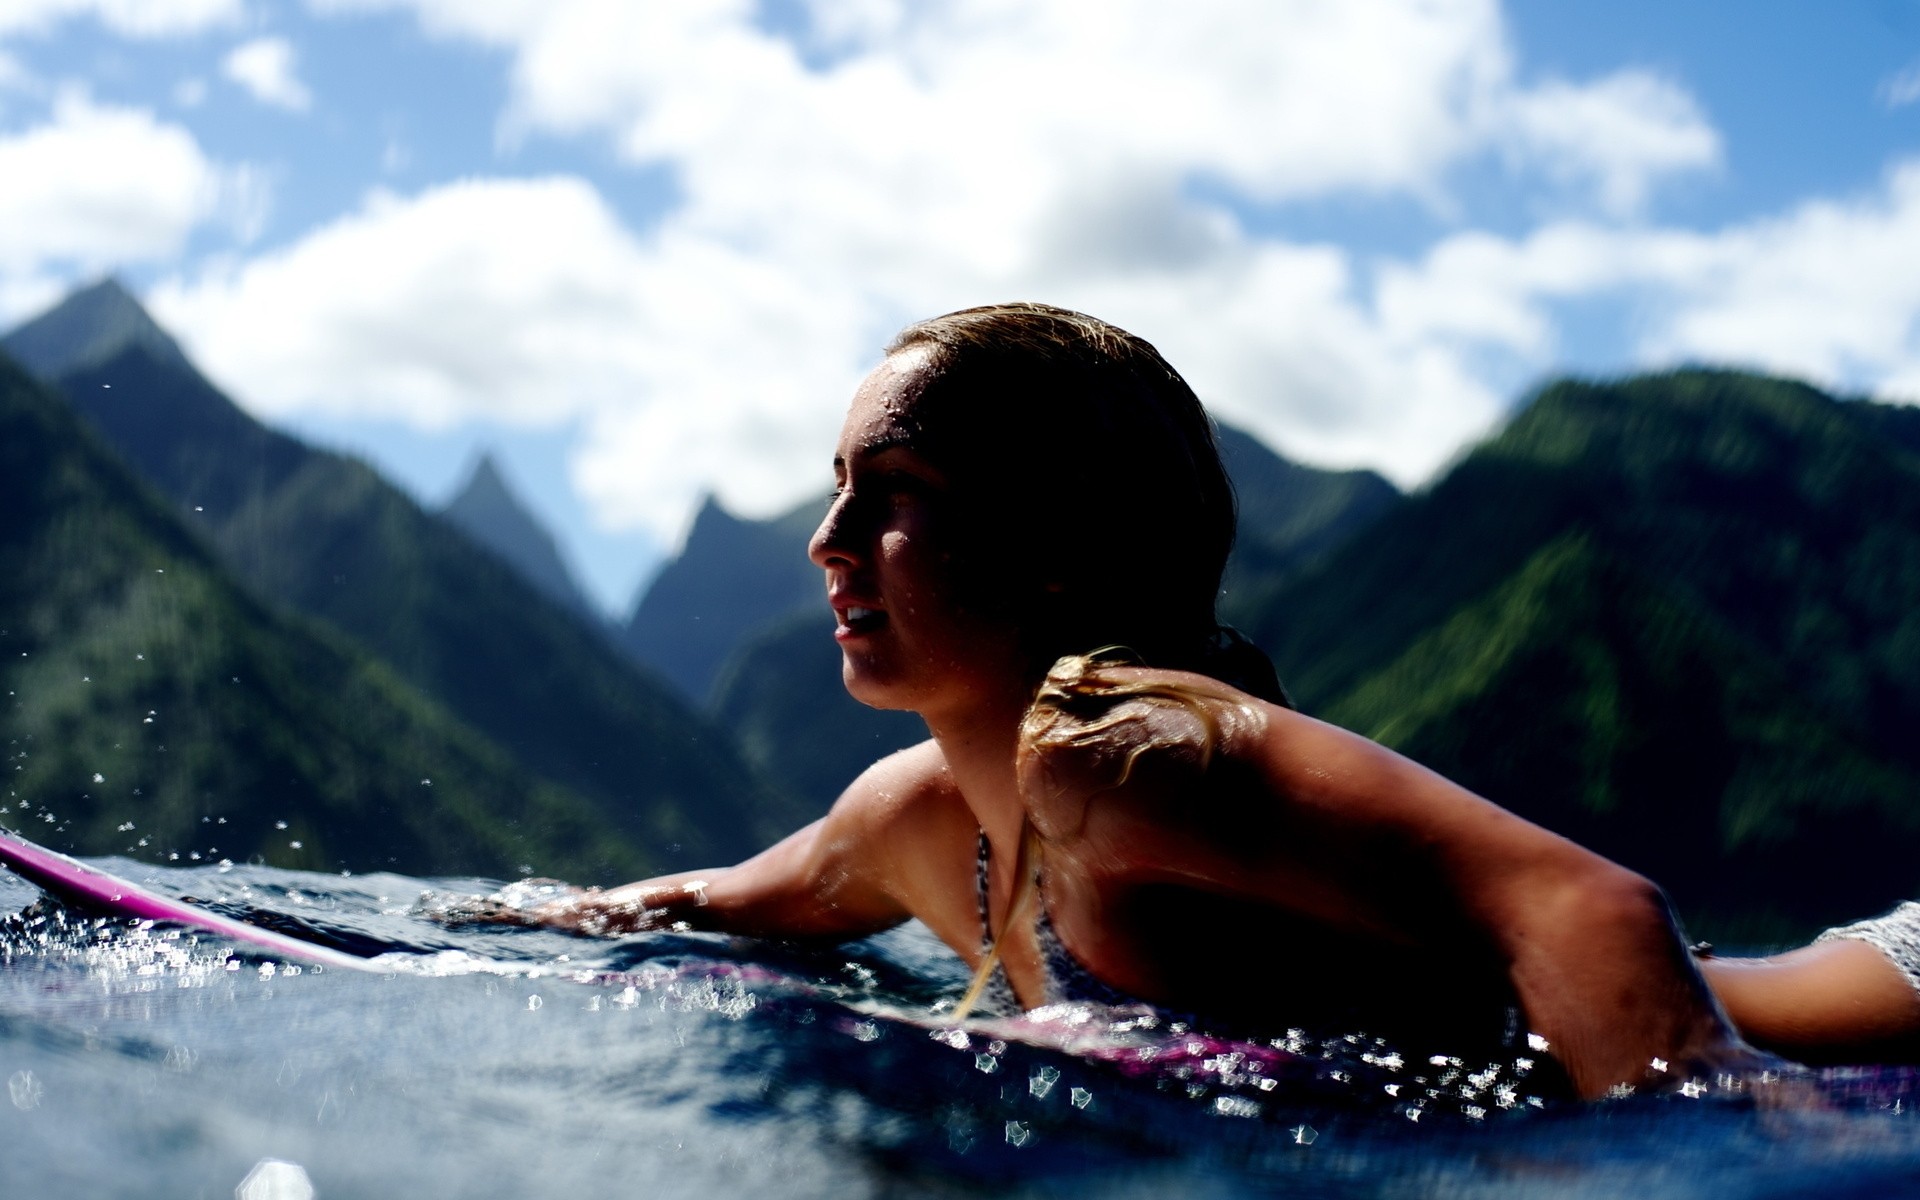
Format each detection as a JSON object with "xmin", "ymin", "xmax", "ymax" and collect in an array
[{"xmin": 2, "ymin": 1, "xmax": 1919, "ymax": 617}]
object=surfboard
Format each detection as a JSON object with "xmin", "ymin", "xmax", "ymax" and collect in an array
[{"xmin": 0, "ymin": 826, "xmax": 378, "ymax": 973}]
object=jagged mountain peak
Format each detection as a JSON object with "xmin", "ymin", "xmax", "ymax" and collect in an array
[
  {"xmin": 446, "ymin": 450, "xmax": 515, "ymax": 513},
  {"xmin": 439, "ymin": 449, "xmax": 596, "ymax": 619},
  {"xmin": 1, "ymin": 276, "xmax": 193, "ymax": 379}
]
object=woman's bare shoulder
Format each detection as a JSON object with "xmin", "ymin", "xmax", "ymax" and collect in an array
[{"xmin": 824, "ymin": 737, "xmax": 972, "ymax": 842}]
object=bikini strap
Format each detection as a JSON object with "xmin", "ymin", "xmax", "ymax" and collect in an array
[{"xmin": 952, "ymin": 821, "xmax": 1043, "ymax": 1023}]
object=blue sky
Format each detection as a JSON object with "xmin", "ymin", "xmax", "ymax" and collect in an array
[{"xmin": 2, "ymin": 1, "xmax": 1918, "ymax": 616}]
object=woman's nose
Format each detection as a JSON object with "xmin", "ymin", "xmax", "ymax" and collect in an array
[{"xmin": 808, "ymin": 491, "xmax": 859, "ymax": 569}]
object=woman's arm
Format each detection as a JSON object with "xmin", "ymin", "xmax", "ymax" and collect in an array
[
  {"xmin": 1704, "ymin": 935, "xmax": 1920, "ymax": 1061},
  {"xmin": 525, "ymin": 741, "xmax": 958, "ymax": 940}
]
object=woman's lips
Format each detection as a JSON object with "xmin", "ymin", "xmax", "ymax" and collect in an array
[{"xmin": 836, "ymin": 605, "xmax": 887, "ymax": 638}]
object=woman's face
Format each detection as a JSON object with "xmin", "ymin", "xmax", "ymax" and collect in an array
[{"xmin": 807, "ymin": 348, "xmax": 1032, "ymax": 720}]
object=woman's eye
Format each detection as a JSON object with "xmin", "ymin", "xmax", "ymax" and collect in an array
[{"xmin": 880, "ymin": 472, "xmax": 929, "ymax": 498}]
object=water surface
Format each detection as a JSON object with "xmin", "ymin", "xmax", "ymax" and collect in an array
[{"xmin": 3, "ymin": 859, "xmax": 1918, "ymax": 1198}]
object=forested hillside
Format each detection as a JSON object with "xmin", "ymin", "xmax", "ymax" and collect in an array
[
  {"xmin": 1250, "ymin": 370, "xmax": 1920, "ymax": 938},
  {"xmin": 0, "ymin": 353, "xmax": 646, "ymax": 879},
  {"xmin": 4, "ymin": 281, "xmax": 801, "ymax": 876}
]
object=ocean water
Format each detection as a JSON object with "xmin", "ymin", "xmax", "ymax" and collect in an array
[{"xmin": 3, "ymin": 860, "xmax": 1919, "ymax": 1199}]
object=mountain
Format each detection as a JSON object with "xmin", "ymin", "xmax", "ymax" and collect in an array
[
  {"xmin": 1214, "ymin": 422, "xmax": 1399, "ymax": 627},
  {"xmin": 1248, "ymin": 369, "xmax": 1920, "ymax": 939},
  {"xmin": 1, "ymin": 276, "xmax": 193, "ymax": 380},
  {"xmin": 621, "ymin": 492, "xmax": 827, "ymax": 704},
  {"xmin": 438, "ymin": 452, "xmax": 596, "ymax": 620},
  {"xmin": 3, "ymin": 281, "xmax": 793, "ymax": 877},
  {"xmin": 0, "ymin": 350, "xmax": 645, "ymax": 879}
]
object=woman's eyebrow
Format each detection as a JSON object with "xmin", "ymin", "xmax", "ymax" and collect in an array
[{"xmin": 835, "ymin": 441, "xmax": 950, "ymax": 487}]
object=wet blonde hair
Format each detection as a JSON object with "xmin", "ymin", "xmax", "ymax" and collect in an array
[{"xmin": 952, "ymin": 649, "xmax": 1268, "ymax": 1021}]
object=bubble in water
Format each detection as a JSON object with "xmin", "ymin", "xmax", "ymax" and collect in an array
[
  {"xmin": 1029, "ymin": 1066, "xmax": 1060, "ymax": 1099},
  {"xmin": 1005, "ymin": 1120, "xmax": 1031, "ymax": 1148},
  {"xmin": 1292, "ymin": 1124, "xmax": 1318, "ymax": 1145},
  {"xmin": 528, "ymin": 994, "xmax": 543, "ymax": 1011},
  {"xmin": 236, "ymin": 1158, "xmax": 314, "ymax": 1200},
  {"xmin": 8, "ymin": 1069, "xmax": 42, "ymax": 1110}
]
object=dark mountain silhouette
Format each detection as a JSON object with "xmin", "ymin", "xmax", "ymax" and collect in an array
[
  {"xmin": 1, "ymin": 276, "xmax": 193, "ymax": 379},
  {"xmin": 621, "ymin": 492, "xmax": 827, "ymax": 704},
  {"xmin": 2, "ymin": 281, "xmax": 794, "ymax": 877},
  {"xmin": 439, "ymin": 452, "xmax": 596, "ymax": 620},
  {"xmin": 0, "ymin": 350, "xmax": 644, "ymax": 878},
  {"xmin": 1215, "ymin": 423, "xmax": 1399, "ymax": 626},
  {"xmin": 1248, "ymin": 369, "xmax": 1920, "ymax": 939}
]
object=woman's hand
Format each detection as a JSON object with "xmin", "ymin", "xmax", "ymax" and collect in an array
[
  {"xmin": 415, "ymin": 878, "xmax": 585, "ymax": 928},
  {"xmin": 525, "ymin": 877, "xmax": 716, "ymax": 937}
]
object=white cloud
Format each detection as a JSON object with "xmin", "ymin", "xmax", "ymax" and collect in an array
[
  {"xmin": 1648, "ymin": 164, "xmax": 1920, "ymax": 394},
  {"xmin": 222, "ymin": 35, "xmax": 311, "ymax": 112},
  {"xmin": 216, "ymin": 0, "xmax": 1723, "ymax": 543},
  {"xmin": 1374, "ymin": 159, "xmax": 1920, "ymax": 406},
  {"xmin": 1881, "ymin": 60, "xmax": 1920, "ymax": 109},
  {"xmin": 0, "ymin": 0, "xmax": 242, "ymax": 38},
  {"xmin": 0, "ymin": 91, "xmax": 255, "ymax": 275},
  {"xmin": 1504, "ymin": 71, "xmax": 1719, "ymax": 217},
  {"xmin": 150, "ymin": 178, "xmax": 872, "ymax": 534}
]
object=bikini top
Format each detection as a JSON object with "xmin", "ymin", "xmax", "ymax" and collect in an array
[{"xmin": 965, "ymin": 828, "xmax": 1141, "ymax": 1015}]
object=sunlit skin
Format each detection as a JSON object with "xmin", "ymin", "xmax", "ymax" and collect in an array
[{"xmin": 525, "ymin": 347, "xmax": 1920, "ymax": 1098}]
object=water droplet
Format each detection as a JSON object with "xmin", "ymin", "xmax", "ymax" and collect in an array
[{"xmin": 9, "ymin": 1070, "xmax": 42, "ymax": 1110}]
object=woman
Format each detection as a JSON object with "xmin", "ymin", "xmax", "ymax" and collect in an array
[{"xmin": 493, "ymin": 304, "xmax": 1919, "ymax": 1097}]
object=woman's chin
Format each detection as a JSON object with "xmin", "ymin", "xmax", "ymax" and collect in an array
[{"xmin": 838, "ymin": 660, "xmax": 918, "ymax": 712}]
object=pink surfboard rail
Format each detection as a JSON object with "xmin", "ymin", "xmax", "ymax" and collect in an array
[{"xmin": 0, "ymin": 825, "xmax": 378, "ymax": 973}]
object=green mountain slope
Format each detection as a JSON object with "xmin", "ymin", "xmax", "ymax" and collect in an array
[
  {"xmin": 5, "ymin": 283, "xmax": 787, "ymax": 875},
  {"xmin": 1215, "ymin": 423, "xmax": 1398, "ymax": 626},
  {"xmin": 1250, "ymin": 369, "xmax": 1920, "ymax": 937},
  {"xmin": 0, "ymin": 353, "xmax": 647, "ymax": 878}
]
